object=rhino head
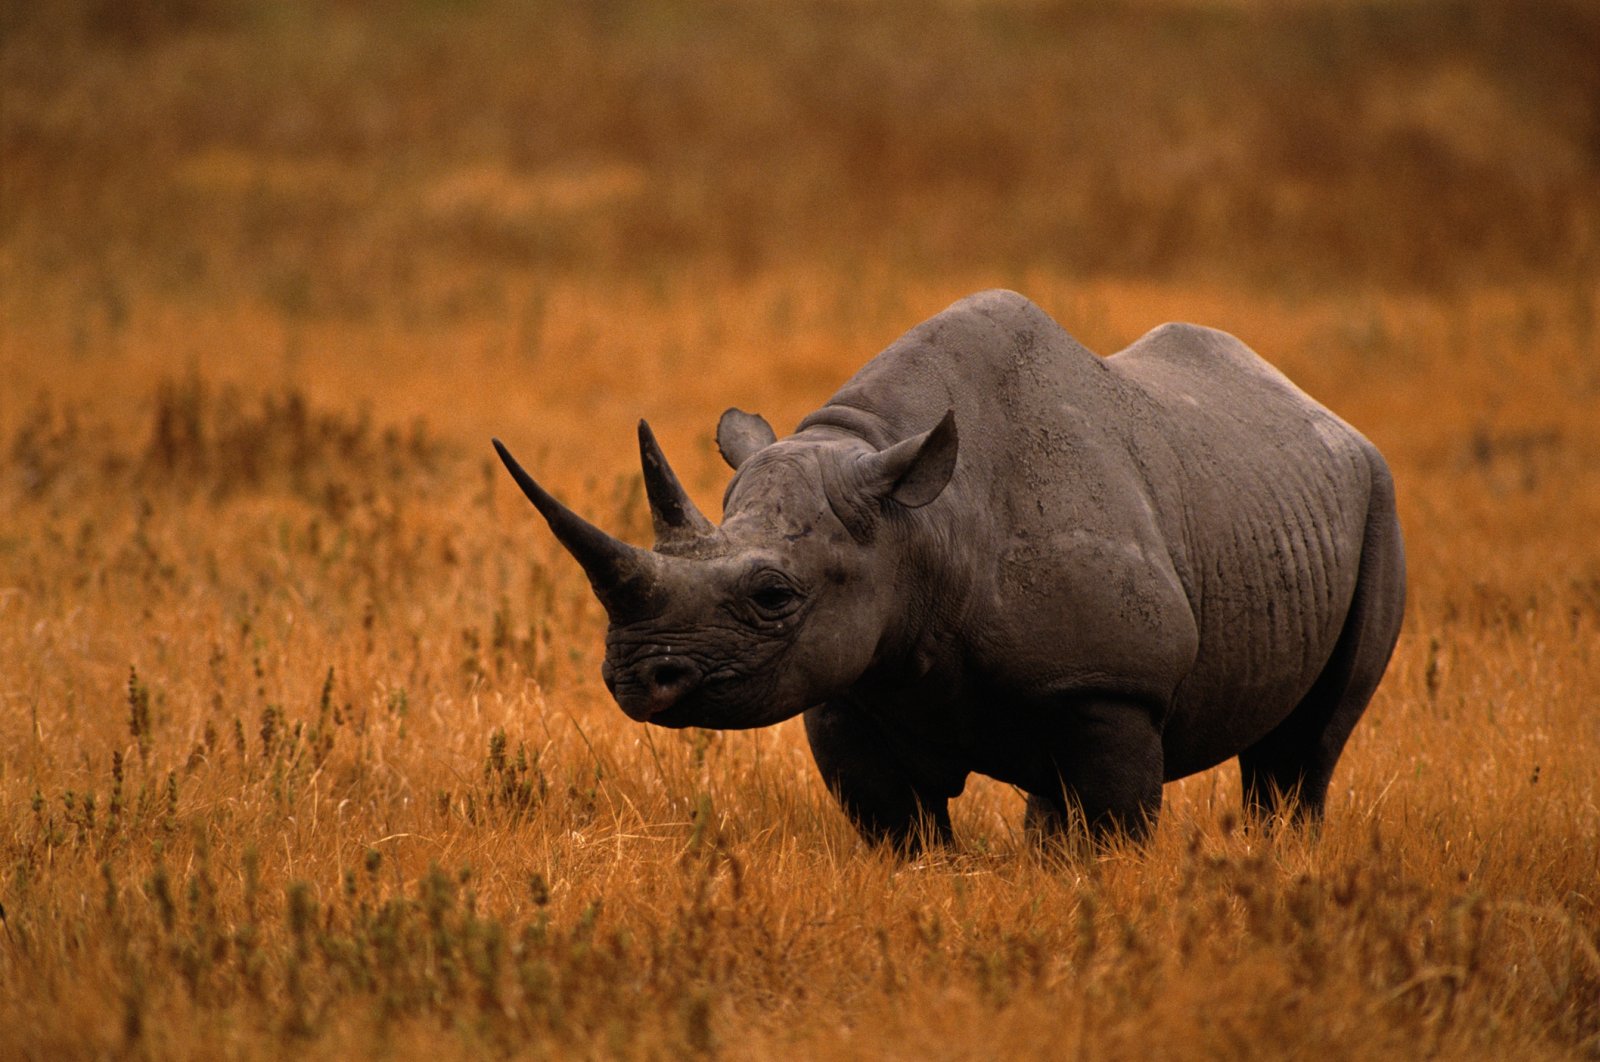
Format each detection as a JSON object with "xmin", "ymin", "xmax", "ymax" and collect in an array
[{"xmin": 493, "ymin": 408, "xmax": 958, "ymax": 729}]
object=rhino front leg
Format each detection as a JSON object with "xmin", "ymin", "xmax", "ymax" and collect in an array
[
  {"xmin": 803, "ymin": 701, "xmax": 959, "ymax": 855},
  {"xmin": 1026, "ymin": 696, "xmax": 1165, "ymax": 849}
]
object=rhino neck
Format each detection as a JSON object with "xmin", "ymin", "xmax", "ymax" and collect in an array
[
  {"xmin": 795, "ymin": 402, "xmax": 897, "ymax": 450},
  {"xmin": 858, "ymin": 495, "xmax": 987, "ymax": 694},
  {"xmin": 772, "ymin": 412, "xmax": 991, "ymax": 691}
]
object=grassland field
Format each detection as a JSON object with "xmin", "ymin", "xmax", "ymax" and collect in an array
[{"xmin": 2, "ymin": 1, "xmax": 1598, "ymax": 1058}]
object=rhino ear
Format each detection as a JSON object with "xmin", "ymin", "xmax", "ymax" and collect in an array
[
  {"xmin": 860, "ymin": 409, "xmax": 958, "ymax": 509},
  {"xmin": 716, "ymin": 408, "xmax": 777, "ymax": 469}
]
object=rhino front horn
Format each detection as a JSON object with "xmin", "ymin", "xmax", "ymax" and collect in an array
[
  {"xmin": 492, "ymin": 438, "xmax": 662, "ymax": 616},
  {"xmin": 637, "ymin": 420, "xmax": 716, "ymax": 547}
]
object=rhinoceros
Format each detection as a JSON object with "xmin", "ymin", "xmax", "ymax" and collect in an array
[{"xmin": 494, "ymin": 290, "xmax": 1405, "ymax": 851}]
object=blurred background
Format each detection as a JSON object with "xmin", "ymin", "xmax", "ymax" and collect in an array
[{"xmin": 5, "ymin": 0, "xmax": 1597, "ymax": 316}]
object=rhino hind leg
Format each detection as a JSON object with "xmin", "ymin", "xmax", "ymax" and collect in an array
[
  {"xmin": 803, "ymin": 702, "xmax": 960, "ymax": 855},
  {"xmin": 1240, "ymin": 463, "xmax": 1406, "ymax": 826}
]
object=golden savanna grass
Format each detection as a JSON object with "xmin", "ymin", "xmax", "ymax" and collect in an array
[{"xmin": 2, "ymin": 1, "xmax": 1598, "ymax": 1058}]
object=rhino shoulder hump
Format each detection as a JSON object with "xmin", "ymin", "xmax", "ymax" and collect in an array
[{"xmin": 946, "ymin": 289, "xmax": 1071, "ymax": 347}]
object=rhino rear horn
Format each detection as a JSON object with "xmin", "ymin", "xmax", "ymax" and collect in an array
[
  {"xmin": 637, "ymin": 420, "xmax": 716, "ymax": 546},
  {"xmin": 716, "ymin": 408, "xmax": 777, "ymax": 469},
  {"xmin": 492, "ymin": 438, "xmax": 662, "ymax": 616}
]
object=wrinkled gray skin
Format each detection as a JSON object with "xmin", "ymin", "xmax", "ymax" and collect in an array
[{"xmin": 494, "ymin": 291, "xmax": 1405, "ymax": 852}]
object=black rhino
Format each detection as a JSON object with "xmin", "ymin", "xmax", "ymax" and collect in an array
[{"xmin": 494, "ymin": 290, "xmax": 1406, "ymax": 851}]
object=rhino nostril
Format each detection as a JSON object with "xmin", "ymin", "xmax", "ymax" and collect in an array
[{"xmin": 649, "ymin": 662, "xmax": 693, "ymax": 692}]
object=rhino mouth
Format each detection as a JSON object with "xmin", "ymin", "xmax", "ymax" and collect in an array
[
  {"xmin": 636, "ymin": 700, "xmax": 702, "ymax": 729},
  {"xmin": 605, "ymin": 660, "xmax": 783, "ymax": 730},
  {"xmin": 610, "ymin": 684, "xmax": 721, "ymax": 728},
  {"xmin": 641, "ymin": 698, "xmax": 779, "ymax": 731}
]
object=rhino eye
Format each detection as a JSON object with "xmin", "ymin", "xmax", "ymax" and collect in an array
[{"xmin": 749, "ymin": 582, "xmax": 801, "ymax": 617}]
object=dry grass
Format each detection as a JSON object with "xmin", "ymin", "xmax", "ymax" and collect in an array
[{"xmin": 2, "ymin": 1, "xmax": 1598, "ymax": 1059}]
